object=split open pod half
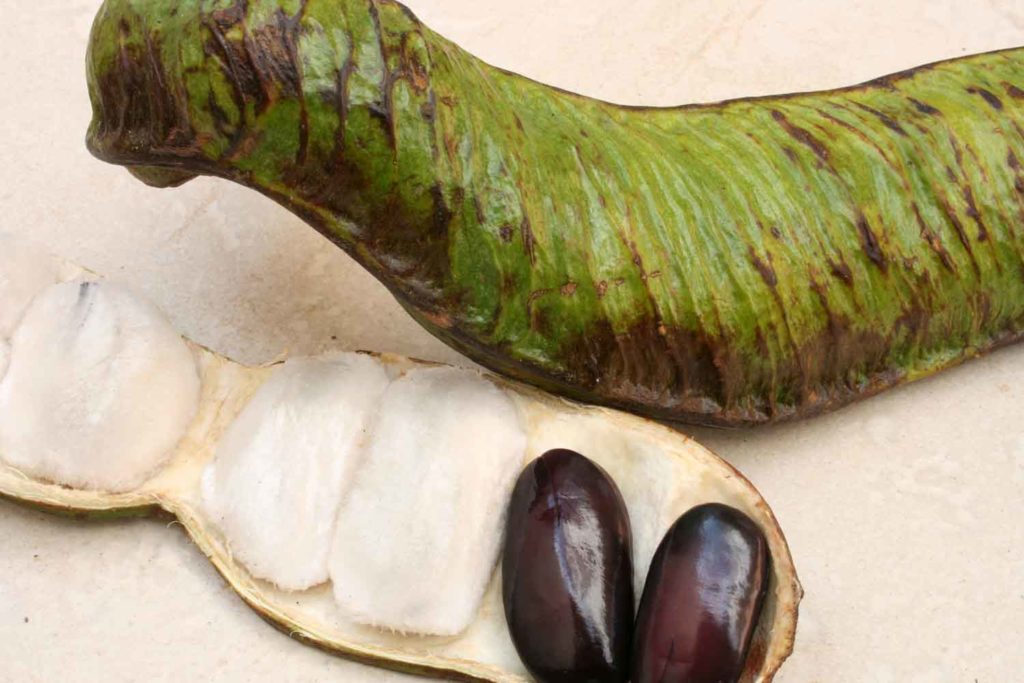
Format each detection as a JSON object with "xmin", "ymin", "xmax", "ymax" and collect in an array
[{"xmin": 0, "ymin": 237, "xmax": 801, "ymax": 682}]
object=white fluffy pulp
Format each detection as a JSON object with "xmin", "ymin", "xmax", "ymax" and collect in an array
[
  {"xmin": 329, "ymin": 366, "xmax": 527, "ymax": 636},
  {"xmin": 202, "ymin": 354, "xmax": 390, "ymax": 591},
  {"xmin": 0, "ymin": 280, "xmax": 200, "ymax": 492},
  {"xmin": 0, "ymin": 233, "xmax": 63, "ymax": 338}
]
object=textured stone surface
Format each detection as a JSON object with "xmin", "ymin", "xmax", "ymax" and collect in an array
[{"xmin": 1, "ymin": 1, "xmax": 1022, "ymax": 681}]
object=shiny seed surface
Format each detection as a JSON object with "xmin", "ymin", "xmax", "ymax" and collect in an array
[
  {"xmin": 632, "ymin": 503, "xmax": 769, "ymax": 683},
  {"xmin": 502, "ymin": 448, "xmax": 634, "ymax": 683}
]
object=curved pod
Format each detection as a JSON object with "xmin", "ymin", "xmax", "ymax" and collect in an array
[{"xmin": 85, "ymin": 0, "xmax": 1024, "ymax": 426}]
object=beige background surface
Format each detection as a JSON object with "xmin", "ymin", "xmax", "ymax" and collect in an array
[{"xmin": 2, "ymin": 1, "xmax": 1023, "ymax": 681}]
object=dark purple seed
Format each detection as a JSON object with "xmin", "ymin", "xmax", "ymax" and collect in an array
[
  {"xmin": 632, "ymin": 503, "xmax": 770, "ymax": 683},
  {"xmin": 502, "ymin": 448, "xmax": 634, "ymax": 683}
]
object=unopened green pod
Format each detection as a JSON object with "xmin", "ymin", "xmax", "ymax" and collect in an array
[{"xmin": 86, "ymin": 0, "xmax": 1024, "ymax": 426}]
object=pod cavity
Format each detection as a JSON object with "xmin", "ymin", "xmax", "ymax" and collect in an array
[
  {"xmin": 0, "ymin": 280, "xmax": 200, "ymax": 492},
  {"xmin": 329, "ymin": 366, "xmax": 527, "ymax": 636},
  {"xmin": 201, "ymin": 353, "xmax": 390, "ymax": 591}
]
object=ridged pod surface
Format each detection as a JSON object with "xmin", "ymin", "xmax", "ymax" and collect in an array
[{"xmin": 86, "ymin": 0, "xmax": 1024, "ymax": 426}]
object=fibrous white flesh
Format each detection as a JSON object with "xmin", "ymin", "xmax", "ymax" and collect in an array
[
  {"xmin": 0, "ymin": 233, "xmax": 63, "ymax": 338},
  {"xmin": 329, "ymin": 366, "xmax": 527, "ymax": 636},
  {"xmin": 201, "ymin": 353, "xmax": 390, "ymax": 591},
  {"xmin": 0, "ymin": 280, "xmax": 200, "ymax": 492}
]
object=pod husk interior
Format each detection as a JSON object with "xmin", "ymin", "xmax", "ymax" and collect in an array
[{"xmin": 0, "ymin": 345, "xmax": 800, "ymax": 682}]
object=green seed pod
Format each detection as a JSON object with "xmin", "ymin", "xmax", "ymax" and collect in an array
[{"xmin": 86, "ymin": 0, "xmax": 1024, "ymax": 426}]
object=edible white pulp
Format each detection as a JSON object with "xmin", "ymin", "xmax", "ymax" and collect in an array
[
  {"xmin": 0, "ymin": 280, "xmax": 200, "ymax": 492},
  {"xmin": 203, "ymin": 360, "xmax": 528, "ymax": 636},
  {"xmin": 201, "ymin": 353, "xmax": 390, "ymax": 591},
  {"xmin": 329, "ymin": 366, "xmax": 527, "ymax": 636}
]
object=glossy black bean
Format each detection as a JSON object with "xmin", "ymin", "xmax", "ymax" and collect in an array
[
  {"xmin": 632, "ymin": 503, "xmax": 769, "ymax": 683},
  {"xmin": 502, "ymin": 449, "xmax": 634, "ymax": 683}
]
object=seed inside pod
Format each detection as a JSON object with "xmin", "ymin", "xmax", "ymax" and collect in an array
[
  {"xmin": 502, "ymin": 448, "xmax": 634, "ymax": 683},
  {"xmin": 0, "ymin": 280, "xmax": 200, "ymax": 492},
  {"xmin": 202, "ymin": 353, "xmax": 390, "ymax": 591},
  {"xmin": 632, "ymin": 503, "xmax": 770, "ymax": 683},
  {"xmin": 329, "ymin": 366, "xmax": 526, "ymax": 636},
  {"xmin": 0, "ymin": 233, "xmax": 62, "ymax": 338}
]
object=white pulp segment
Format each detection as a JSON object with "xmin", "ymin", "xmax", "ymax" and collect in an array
[
  {"xmin": 0, "ymin": 233, "xmax": 63, "ymax": 337},
  {"xmin": 329, "ymin": 366, "xmax": 527, "ymax": 636},
  {"xmin": 202, "ymin": 353, "xmax": 391, "ymax": 591},
  {"xmin": 0, "ymin": 280, "xmax": 200, "ymax": 492},
  {"xmin": 0, "ymin": 339, "xmax": 8, "ymax": 381}
]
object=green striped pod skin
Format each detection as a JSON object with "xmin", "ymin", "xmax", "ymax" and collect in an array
[{"xmin": 86, "ymin": 0, "xmax": 1024, "ymax": 427}]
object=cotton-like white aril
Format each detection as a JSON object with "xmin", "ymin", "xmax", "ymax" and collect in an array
[
  {"xmin": 202, "ymin": 353, "xmax": 390, "ymax": 591},
  {"xmin": 0, "ymin": 280, "xmax": 200, "ymax": 491},
  {"xmin": 0, "ymin": 233, "xmax": 63, "ymax": 337},
  {"xmin": 329, "ymin": 366, "xmax": 527, "ymax": 636}
]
